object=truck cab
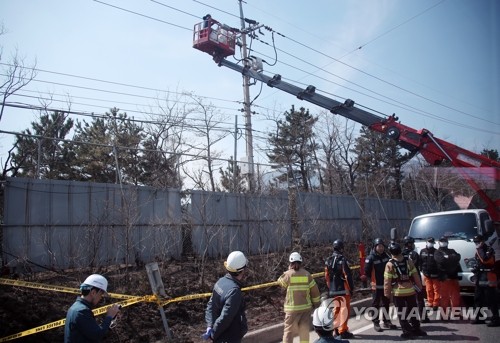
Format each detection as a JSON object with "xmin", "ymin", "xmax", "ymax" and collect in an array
[{"xmin": 408, "ymin": 209, "xmax": 494, "ymax": 292}]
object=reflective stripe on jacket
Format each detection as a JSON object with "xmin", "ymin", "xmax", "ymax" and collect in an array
[
  {"xmin": 278, "ymin": 267, "xmax": 321, "ymax": 313},
  {"xmin": 384, "ymin": 256, "xmax": 421, "ymax": 297},
  {"xmin": 364, "ymin": 250, "xmax": 390, "ymax": 290}
]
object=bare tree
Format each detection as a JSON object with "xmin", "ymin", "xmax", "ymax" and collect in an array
[
  {"xmin": 317, "ymin": 113, "xmax": 359, "ymax": 194},
  {"xmin": 183, "ymin": 95, "xmax": 231, "ymax": 191},
  {"xmin": 1, "ymin": 25, "xmax": 37, "ymax": 175},
  {"xmin": 0, "ymin": 49, "xmax": 37, "ymax": 122},
  {"xmin": 141, "ymin": 90, "xmax": 194, "ymax": 189}
]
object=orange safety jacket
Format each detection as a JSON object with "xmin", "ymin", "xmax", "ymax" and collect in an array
[
  {"xmin": 278, "ymin": 267, "xmax": 321, "ymax": 313},
  {"xmin": 384, "ymin": 255, "xmax": 422, "ymax": 298}
]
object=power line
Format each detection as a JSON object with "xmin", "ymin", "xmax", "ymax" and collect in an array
[
  {"xmin": 149, "ymin": 0, "xmax": 200, "ymax": 19},
  {"xmin": 244, "ymin": 51, "xmax": 500, "ymax": 135},
  {"xmin": 263, "ymin": 30, "xmax": 500, "ymax": 127},
  {"xmin": 0, "ymin": 128, "xmax": 279, "ymax": 169},
  {"xmin": 4, "ymin": 1, "xmax": 497, "ymax": 149},
  {"xmin": 87, "ymin": 1, "xmax": 499, "ymax": 133},
  {"xmin": 349, "ymin": 0, "xmax": 446, "ymax": 52},
  {"xmin": 0, "ymin": 63, "xmax": 241, "ymax": 106},
  {"xmin": 2, "ymin": 100, "xmax": 239, "ymax": 134},
  {"xmin": 93, "ymin": 0, "xmax": 192, "ymax": 31},
  {"xmin": 191, "ymin": 0, "xmax": 240, "ymax": 19}
]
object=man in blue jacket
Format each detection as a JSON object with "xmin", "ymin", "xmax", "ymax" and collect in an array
[
  {"xmin": 203, "ymin": 251, "xmax": 248, "ymax": 343},
  {"xmin": 64, "ymin": 274, "xmax": 121, "ymax": 343}
]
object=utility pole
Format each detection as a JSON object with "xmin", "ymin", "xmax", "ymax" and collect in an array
[
  {"xmin": 238, "ymin": 0, "xmax": 255, "ymax": 192},
  {"xmin": 233, "ymin": 114, "xmax": 238, "ymax": 192}
]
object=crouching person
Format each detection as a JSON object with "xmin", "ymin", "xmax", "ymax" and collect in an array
[
  {"xmin": 312, "ymin": 305, "xmax": 349, "ymax": 343},
  {"xmin": 384, "ymin": 242, "xmax": 427, "ymax": 339}
]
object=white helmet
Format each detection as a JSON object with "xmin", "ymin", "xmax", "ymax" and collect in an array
[
  {"xmin": 224, "ymin": 251, "xmax": 248, "ymax": 272},
  {"xmin": 289, "ymin": 252, "xmax": 302, "ymax": 263},
  {"xmin": 312, "ymin": 306, "xmax": 334, "ymax": 331},
  {"xmin": 81, "ymin": 274, "xmax": 108, "ymax": 294}
]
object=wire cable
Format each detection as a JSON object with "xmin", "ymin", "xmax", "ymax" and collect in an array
[{"xmin": 93, "ymin": 0, "xmax": 191, "ymax": 31}]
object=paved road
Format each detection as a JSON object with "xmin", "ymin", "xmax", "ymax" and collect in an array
[{"xmin": 278, "ymin": 305, "xmax": 500, "ymax": 342}]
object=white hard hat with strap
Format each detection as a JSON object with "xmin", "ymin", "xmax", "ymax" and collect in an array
[
  {"xmin": 224, "ymin": 251, "xmax": 248, "ymax": 272},
  {"xmin": 81, "ymin": 274, "xmax": 109, "ymax": 294}
]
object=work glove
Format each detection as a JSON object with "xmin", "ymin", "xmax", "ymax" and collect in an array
[{"xmin": 201, "ymin": 327, "xmax": 213, "ymax": 340}]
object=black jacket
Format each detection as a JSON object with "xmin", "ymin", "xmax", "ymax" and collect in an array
[
  {"xmin": 205, "ymin": 274, "xmax": 247, "ymax": 342},
  {"xmin": 325, "ymin": 251, "xmax": 354, "ymax": 297},
  {"xmin": 434, "ymin": 247, "xmax": 462, "ymax": 280},
  {"xmin": 403, "ymin": 248, "xmax": 421, "ymax": 273},
  {"xmin": 420, "ymin": 247, "xmax": 439, "ymax": 278},
  {"xmin": 364, "ymin": 249, "xmax": 390, "ymax": 290}
]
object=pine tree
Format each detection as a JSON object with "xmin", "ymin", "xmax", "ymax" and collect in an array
[
  {"xmin": 218, "ymin": 157, "xmax": 246, "ymax": 192},
  {"xmin": 71, "ymin": 108, "xmax": 144, "ymax": 184},
  {"xmin": 267, "ymin": 105, "xmax": 318, "ymax": 192},
  {"xmin": 353, "ymin": 127, "xmax": 411, "ymax": 198},
  {"xmin": 10, "ymin": 111, "xmax": 75, "ymax": 179}
]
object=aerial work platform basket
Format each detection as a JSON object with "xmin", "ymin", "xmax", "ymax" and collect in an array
[{"xmin": 193, "ymin": 17, "xmax": 236, "ymax": 60}]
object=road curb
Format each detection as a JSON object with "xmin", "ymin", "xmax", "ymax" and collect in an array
[{"xmin": 242, "ymin": 297, "xmax": 373, "ymax": 343}]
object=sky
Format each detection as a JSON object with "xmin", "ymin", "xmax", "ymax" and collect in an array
[{"xmin": 1, "ymin": 0, "xmax": 499, "ymax": 176}]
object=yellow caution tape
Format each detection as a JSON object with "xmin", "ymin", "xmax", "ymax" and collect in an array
[
  {"xmin": 0, "ymin": 264, "xmax": 362, "ymax": 341},
  {"xmin": 160, "ymin": 292, "xmax": 212, "ymax": 307},
  {"xmin": 0, "ymin": 295, "xmax": 153, "ymax": 342},
  {"xmin": 158, "ymin": 266, "xmax": 361, "ymax": 306},
  {"xmin": 0, "ymin": 278, "xmax": 138, "ymax": 300},
  {"xmin": 0, "ymin": 278, "xmax": 80, "ymax": 295}
]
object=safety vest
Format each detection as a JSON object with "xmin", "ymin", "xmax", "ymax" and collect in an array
[
  {"xmin": 384, "ymin": 256, "xmax": 418, "ymax": 297},
  {"xmin": 278, "ymin": 267, "xmax": 321, "ymax": 313}
]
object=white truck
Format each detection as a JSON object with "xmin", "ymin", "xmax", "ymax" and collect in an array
[{"xmin": 408, "ymin": 209, "xmax": 495, "ymax": 292}]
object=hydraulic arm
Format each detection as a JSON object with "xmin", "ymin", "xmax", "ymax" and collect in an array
[
  {"xmin": 192, "ymin": 21, "xmax": 499, "ymax": 221},
  {"xmin": 219, "ymin": 59, "xmax": 500, "ymax": 221}
]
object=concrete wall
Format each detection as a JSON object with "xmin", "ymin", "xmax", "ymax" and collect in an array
[
  {"xmin": 3, "ymin": 178, "xmax": 182, "ymax": 271},
  {"xmin": 2, "ymin": 178, "xmax": 434, "ymax": 271}
]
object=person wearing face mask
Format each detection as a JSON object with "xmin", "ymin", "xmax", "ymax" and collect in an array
[
  {"xmin": 434, "ymin": 236, "xmax": 462, "ymax": 316},
  {"xmin": 420, "ymin": 237, "xmax": 440, "ymax": 311},
  {"xmin": 471, "ymin": 235, "xmax": 500, "ymax": 327}
]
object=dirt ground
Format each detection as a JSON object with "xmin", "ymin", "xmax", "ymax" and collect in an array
[{"xmin": 0, "ymin": 244, "xmax": 365, "ymax": 343}]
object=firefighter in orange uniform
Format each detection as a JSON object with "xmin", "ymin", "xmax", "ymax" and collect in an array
[
  {"xmin": 278, "ymin": 252, "xmax": 321, "ymax": 343},
  {"xmin": 419, "ymin": 237, "xmax": 440, "ymax": 310},
  {"xmin": 325, "ymin": 239, "xmax": 354, "ymax": 339},
  {"xmin": 434, "ymin": 236, "xmax": 462, "ymax": 315},
  {"xmin": 471, "ymin": 235, "xmax": 500, "ymax": 326}
]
